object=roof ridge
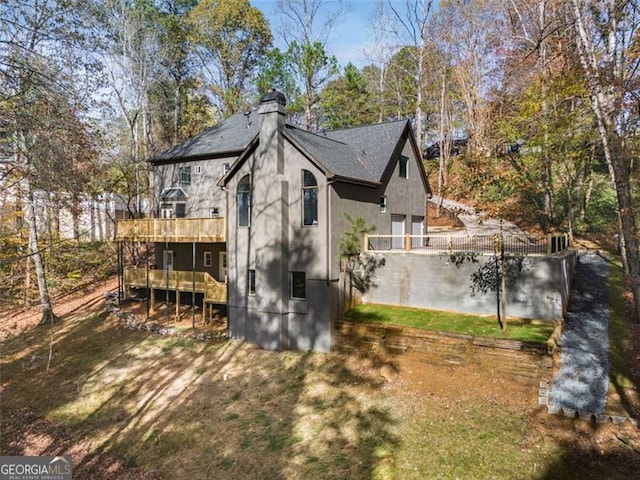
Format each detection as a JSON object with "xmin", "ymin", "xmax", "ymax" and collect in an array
[
  {"xmin": 285, "ymin": 124, "xmax": 349, "ymax": 146},
  {"xmin": 325, "ymin": 118, "xmax": 408, "ymax": 134}
]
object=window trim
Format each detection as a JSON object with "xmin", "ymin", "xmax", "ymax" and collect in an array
[
  {"xmin": 204, "ymin": 251, "xmax": 212, "ymax": 267},
  {"xmin": 290, "ymin": 271, "xmax": 306, "ymax": 301}
]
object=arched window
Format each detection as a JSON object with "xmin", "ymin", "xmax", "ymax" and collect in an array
[
  {"xmin": 237, "ymin": 175, "xmax": 251, "ymax": 227},
  {"xmin": 302, "ymin": 170, "xmax": 318, "ymax": 226}
]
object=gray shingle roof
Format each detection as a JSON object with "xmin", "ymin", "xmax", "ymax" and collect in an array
[
  {"xmin": 152, "ymin": 110, "xmax": 260, "ymax": 162},
  {"xmin": 284, "ymin": 126, "xmax": 378, "ymax": 183},
  {"xmin": 324, "ymin": 120, "xmax": 409, "ymax": 180},
  {"xmin": 153, "ymin": 108, "xmax": 411, "ymax": 185}
]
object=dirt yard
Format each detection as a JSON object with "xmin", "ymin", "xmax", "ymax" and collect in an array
[{"xmin": 2, "ymin": 278, "xmax": 640, "ymax": 479}]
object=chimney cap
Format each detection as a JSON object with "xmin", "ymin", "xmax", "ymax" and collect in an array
[{"xmin": 259, "ymin": 90, "xmax": 286, "ymax": 106}]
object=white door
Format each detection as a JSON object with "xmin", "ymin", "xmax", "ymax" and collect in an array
[
  {"xmin": 163, "ymin": 250, "xmax": 174, "ymax": 271},
  {"xmin": 391, "ymin": 215, "xmax": 405, "ymax": 249},
  {"xmin": 411, "ymin": 216, "xmax": 424, "ymax": 248}
]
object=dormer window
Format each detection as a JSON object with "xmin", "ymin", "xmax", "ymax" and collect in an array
[
  {"xmin": 237, "ymin": 175, "xmax": 251, "ymax": 227},
  {"xmin": 302, "ymin": 170, "xmax": 318, "ymax": 226},
  {"xmin": 399, "ymin": 156, "xmax": 409, "ymax": 179}
]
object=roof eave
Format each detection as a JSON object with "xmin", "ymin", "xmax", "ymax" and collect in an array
[
  {"xmin": 330, "ymin": 175, "xmax": 380, "ymax": 188},
  {"xmin": 150, "ymin": 148, "xmax": 247, "ymax": 165}
]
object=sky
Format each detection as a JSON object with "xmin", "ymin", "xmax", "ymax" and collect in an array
[{"xmin": 251, "ymin": 0, "xmax": 386, "ymax": 69}]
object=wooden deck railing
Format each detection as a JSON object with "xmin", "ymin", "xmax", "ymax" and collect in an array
[
  {"xmin": 116, "ymin": 217, "xmax": 226, "ymax": 243},
  {"xmin": 364, "ymin": 233, "xmax": 570, "ymax": 256},
  {"xmin": 124, "ymin": 267, "xmax": 227, "ymax": 304}
]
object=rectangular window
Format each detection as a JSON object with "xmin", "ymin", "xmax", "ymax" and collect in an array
[
  {"xmin": 220, "ymin": 252, "xmax": 227, "ymax": 281},
  {"xmin": 204, "ymin": 251, "xmax": 212, "ymax": 267},
  {"xmin": 290, "ymin": 271, "xmax": 306, "ymax": 300},
  {"xmin": 248, "ymin": 269, "xmax": 256, "ymax": 295},
  {"xmin": 222, "ymin": 163, "xmax": 230, "ymax": 174},
  {"xmin": 193, "ymin": 165, "xmax": 203, "ymax": 174},
  {"xmin": 303, "ymin": 188, "xmax": 318, "ymax": 225},
  {"xmin": 179, "ymin": 166, "xmax": 191, "ymax": 186},
  {"xmin": 399, "ymin": 155, "xmax": 409, "ymax": 179},
  {"xmin": 175, "ymin": 203, "xmax": 186, "ymax": 218},
  {"xmin": 380, "ymin": 195, "xmax": 387, "ymax": 213},
  {"xmin": 210, "ymin": 207, "xmax": 220, "ymax": 217}
]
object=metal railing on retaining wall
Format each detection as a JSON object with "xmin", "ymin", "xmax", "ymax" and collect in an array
[{"xmin": 364, "ymin": 233, "xmax": 570, "ymax": 256}]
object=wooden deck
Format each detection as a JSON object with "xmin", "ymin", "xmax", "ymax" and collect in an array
[
  {"xmin": 116, "ymin": 217, "xmax": 226, "ymax": 243},
  {"xmin": 124, "ymin": 267, "xmax": 227, "ymax": 305}
]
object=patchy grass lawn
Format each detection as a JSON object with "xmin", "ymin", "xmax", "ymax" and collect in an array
[
  {"xmin": 344, "ymin": 304, "xmax": 555, "ymax": 344},
  {"xmin": 2, "ymin": 304, "xmax": 639, "ymax": 479}
]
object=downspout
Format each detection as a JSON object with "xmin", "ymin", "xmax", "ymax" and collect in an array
[
  {"xmin": 326, "ymin": 178, "xmax": 337, "ymax": 325},
  {"xmin": 326, "ymin": 178, "xmax": 336, "ymax": 287}
]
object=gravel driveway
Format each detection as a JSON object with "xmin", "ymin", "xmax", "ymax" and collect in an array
[{"xmin": 548, "ymin": 253, "xmax": 610, "ymax": 414}]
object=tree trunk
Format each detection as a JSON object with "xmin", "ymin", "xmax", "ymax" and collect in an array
[
  {"xmin": 572, "ymin": 0, "xmax": 640, "ymax": 320},
  {"xmin": 22, "ymin": 177, "xmax": 59, "ymax": 326}
]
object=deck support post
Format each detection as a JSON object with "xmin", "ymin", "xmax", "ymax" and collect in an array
[{"xmin": 192, "ymin": 241, "xmax": 196, "ymax": 329}]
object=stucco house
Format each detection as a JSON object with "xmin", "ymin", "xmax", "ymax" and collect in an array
[{"xmin": 117, "ymin": 91, "xmax": 432, "ymax": 352}]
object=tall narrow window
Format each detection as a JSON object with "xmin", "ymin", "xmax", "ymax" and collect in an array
[
  {"xmin": 237, "ymin": 175, "xmax": 251, "ymax": 227},
  {"xmin": 204, "ymin": 251, "xmax": 212, "ymax": 267},
  {"xmin": 399, "ymin": 155, "xmax": 409, "ymax": 179},
  {"xmin": 290, "ymin": 271, "xmax": 306, "ymax": 300},
  {"xmin": 248, "ymin": 269, "xmax": 256, "ymax": 295},
  {"xmin": 179, "ymin": 166, "xmax": 191, "ymax": 186},
  {"xmin": 302, "ymin": 170, "xmax": 318, "ymax": 226}
]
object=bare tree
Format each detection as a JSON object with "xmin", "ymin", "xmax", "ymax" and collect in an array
[
  {"xmin": 0, "ymin": 0, "xmax": 96, "ymax": 323},
  {"xmin": 363, "ymin": 1, "xmax": 398, "ymax": 123},
  {"xmin": 386, "ymin": 0, "xmax": 435, "ymax": 152},
  {"xmin": 433, "ymin": 0, "xmax": 505, "ymax": 162},
  {"xmin": 570, "ymin": 0, "xmax": 640, "ymax": 319},
  {"xmin": 275, "ymin": 0, "xmax": 342, "ymax": 130}
]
